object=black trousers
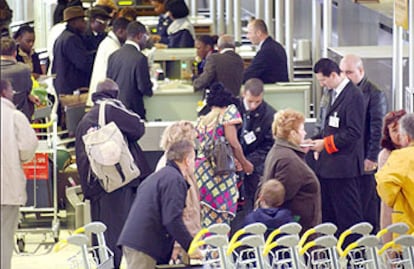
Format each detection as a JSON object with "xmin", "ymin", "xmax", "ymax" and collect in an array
[
  {"xmin": 319, "ymin": 176, "xmax": 363, "ymax": 247},
  {"xmin": 90, "ymin": 187, "xmax": 136, "ymax": 269},
  {"xmin": 357, "ymin": 173, "xmax": 380, "ymax": 234},
  {"xmin": 229, "ymin": 172, "xmax": 260, "ymax": 236}
]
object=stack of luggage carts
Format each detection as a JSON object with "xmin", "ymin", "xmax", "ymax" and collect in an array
[
  {"xmin": 188, "ymin": 221, "xmax": 414, "ymax": 269},
  {"xmin": 54, "ymin": 221, "xmax": 114, "ymax": 269}
]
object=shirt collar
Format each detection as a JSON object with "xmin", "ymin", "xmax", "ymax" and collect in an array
[
  {"xmin": 125, "ymin": 40, "xmax": 141, "ymax": 51},
  {"xmin": 334, "ymin": 77, "xmax": 350, "ymax": 97},
  {"xmin": 220, "ymin": 48, "xmax": 233, "ymax": 54},
  {"xmin": 257, "ymin": 37, "xmax": 268, "ymax": 51}
]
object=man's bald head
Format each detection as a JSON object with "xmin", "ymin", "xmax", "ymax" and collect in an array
[
  {"xmin": 217, "ymin": 34, "xmax": 235, "ymax": 50},
  {"xmin": 340, "ymin": 54, "xmax": 365, "ymax": 85}
]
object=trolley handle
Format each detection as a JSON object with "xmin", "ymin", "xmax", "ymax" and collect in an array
[
  {"xmin": 376, "ymin": 222, "xmax": 409, "ymax": 239},
  {"xmin": 31, "ymin": 114, "xmax": 57, "ymax": 129},
  {"xmin": 336, "ymin": 222, "xmax": 372, "ymax": 256}
]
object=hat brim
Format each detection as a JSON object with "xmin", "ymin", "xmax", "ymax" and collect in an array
[{"xmin": 64, "ymin": 15, "xmax": 85, "ymax": 22}]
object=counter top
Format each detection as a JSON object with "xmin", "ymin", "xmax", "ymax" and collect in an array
[
  {"xmin": 328, "ymin": 45, "xmax": 409, "ymax": 59},
  {"xmin": 139, "ymin": 15, "xmax": 213, "ymax": 27},
  {"xmin": 149, "ymin": 47, "xmax": 256, "ymax": 61},
  {"xmin": 152, "ymin": 80, "xmax": 311, "ymax": 95}
]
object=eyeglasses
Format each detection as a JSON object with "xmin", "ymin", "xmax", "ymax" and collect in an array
[{"xmin": 95, "ymin": 18, "xmax": 109, "ymax": 25}]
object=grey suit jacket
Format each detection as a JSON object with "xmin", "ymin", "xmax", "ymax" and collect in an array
[{"xmin": 193, "ymin": 50, "xmax": 244, "ymax": 96}]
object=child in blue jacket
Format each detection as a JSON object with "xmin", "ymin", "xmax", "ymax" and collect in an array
[{"xmin": 244, "ymin": 179, "xmax": 294, "ymax": 238}]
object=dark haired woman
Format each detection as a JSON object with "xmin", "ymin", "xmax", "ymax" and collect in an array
[
  {"xmin": 165, "ymin": 0, "xmax": 195, "ymax": 48},
  {"xmin": 377, "ymin": 109, "xmax": 406, "ymax": 244},
  {"xmin": 13, "ymin": 25, "xmax": 44, "ymax": 78},
  {"xmin": 195, "ymin": 83, "xmax": 253, "ymax": 228}
]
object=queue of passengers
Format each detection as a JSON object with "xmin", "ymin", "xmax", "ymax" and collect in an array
[{"xmin": 1, "ymin": 1, "xmax": 414, "ymax": 269}]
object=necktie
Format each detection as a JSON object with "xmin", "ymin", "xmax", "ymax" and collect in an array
[{"xmin": 331, "ymin": 90, "xmax": 337, "ymax": 105}]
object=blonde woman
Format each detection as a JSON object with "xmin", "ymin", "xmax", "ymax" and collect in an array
[
  {"xmin": 155, "ymin": 121, "xmax": 200, "ymax": 262},
  {"xmin": 262, "ymin": 109, "xmax": 321, "ymax": 232}
]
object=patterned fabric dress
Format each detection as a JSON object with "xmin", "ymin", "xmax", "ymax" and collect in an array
[{"xmin": 195, "ymin": 104, "xmax": 242, "ymax": 228}]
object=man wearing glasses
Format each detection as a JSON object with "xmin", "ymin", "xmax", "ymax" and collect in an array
[{"xmin": 83, "ymin": 7, "xmax": 111, "ymax": 51}]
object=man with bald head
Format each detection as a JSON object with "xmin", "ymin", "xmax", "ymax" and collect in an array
[
  {"xmin": 243, "ymin": 19, "xmax": 288, "ymax": 84},
  {"xmin": 340, "ymin": 54, "xmax": 387, "ymax": 233},
  {"xmin": 193, "ymin": 34, "xmax": 244, "ymax": 96}
]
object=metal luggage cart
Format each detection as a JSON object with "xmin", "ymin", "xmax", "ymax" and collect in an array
[
  {"xmin": 15, "ymin": 105, "xmax": 60, "ymax": 254},
  {"xmin": 378, "ymin": 234, "xmax": 414, "ymax": 269},
  {"xmin": 189, "ymin": 223, "xmax": 231, "ymax": 268},
  {"xmin": 339, "ymin": 235, "xmax": 381, "ymax": 269},
  {"xmin": 62, "ymin": 222, "xmax": 114, "ymax": 269},
  {"xmin": 299, "ymin": 235, "xmax": 339, "ymax": 269},
  {"xmin": 264, "ymin": 234, "xmax": 301, "ymax": 269},
  {"xmin": 227, "ymin": 223, "xmax": 268, "ymax": 269}
]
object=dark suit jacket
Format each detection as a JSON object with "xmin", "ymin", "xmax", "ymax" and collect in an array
[
  {"xmin": 107, "ymin": 43, "xmax": 153, "ymax": 120},
  {"xmin": 243, "ymin": 37, "xmax": 289, "ymax": 84},
  {"xmin": 312, "ymin": 81, "xmax": 365, "ymax": 179},
  {"xmin": 193, "ymin": 50, "xmax": 244, "ymax": 96},
  {"xmin": 357, "ymin": 76, "xmax": 387, "ymax": 162},
  {"xmin": 52, "ymin": 25, "xmax": 95, "ymax": 94}
]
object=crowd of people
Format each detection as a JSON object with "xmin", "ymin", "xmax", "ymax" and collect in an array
[{"xmin": 1, "ymin": 1, "xmax": 414, "ymax": 269}]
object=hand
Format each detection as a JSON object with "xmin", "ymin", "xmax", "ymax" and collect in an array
[
  {"xmin": 28, "ymin": 94, "xmax": 41, "ymax": 106},
  {"xmin": 151, "ymin": 34, "xmax": 161, "ymax": 43},
  {"xmin": 170, "ymin": 246, "xmax": 181, "ymax": 261},
  {"xmin": 234, "ymin": 159, "xmax": 243, "ymax": 172},
  {"xmin": 243, "ymin": 160, "xmax": 254, "ymax": 175},
  {"xmin": 364, "ymin": 159, "xmax": 378, "ymax": 171},
  {"xmin": 154, "ymin": 43, "xmax": 168, "ymax": 49},
  {"xmin": 310, "ymin": 139, "xmax": 325, "ymax": 153},
  {"xmin": 188, "ymin": 248, "xmax": 204, "ymax": 260},
  {"xmin": 299, "ymin": 138, "xmax": 314, "ymax": 153}
]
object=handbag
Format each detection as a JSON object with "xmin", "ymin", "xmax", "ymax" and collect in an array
[{"xmin": 204, "ymin": 114, "xmax": 236, "ymax": 176}]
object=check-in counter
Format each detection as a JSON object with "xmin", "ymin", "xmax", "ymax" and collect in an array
[
  {"xmin": 147, "ymin": 47, "xmax": 255, "ymax": 79},
  {"xmin": 139, "ymin": 16, "xmax": 214, "ymax": 36},
  {"xmin": 144, "ymin": 81, "xmax": 311, "ymax": 122}
]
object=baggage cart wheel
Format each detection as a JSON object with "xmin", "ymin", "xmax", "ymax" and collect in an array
[{"xmin": 17, "ymin": 238, "xmax": 25, "ymax": 253}]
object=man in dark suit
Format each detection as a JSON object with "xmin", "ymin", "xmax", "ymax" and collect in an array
[
  {"xmin": 193, "ymin": 34, "xmax": 244, "ymax": 96},
  {"xmin": 311, "ymin": 58, "xmax": 365, "ymax": 244},
  {"xmin": 340, "ymin": 54, "xmax": 387, "ymax": 233},
  {"xmin": 243, "ymin": 19, "xmax": 288, "ymax": 84},
  {"xmin": 107, "ymin": 21, "xmax": 153, "ymax": 120}
]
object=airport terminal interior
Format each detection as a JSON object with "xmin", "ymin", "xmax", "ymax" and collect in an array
[{"xmin": 1, "ymin": 0, "xmax": 414, "ymax": 268}]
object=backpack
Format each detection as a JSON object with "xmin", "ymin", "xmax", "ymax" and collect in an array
[
  {"xmin": 203, "ymin": 115, "xmax": 236, "ymax": 176},
  {"xmin": 82, "ymin": 100, "xmax": 141, "ymax": 193}
]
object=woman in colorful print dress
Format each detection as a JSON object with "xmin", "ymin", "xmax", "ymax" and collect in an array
[{"xmin": 195, "ymin": 83, "xmax": 253, "ymax": 228}]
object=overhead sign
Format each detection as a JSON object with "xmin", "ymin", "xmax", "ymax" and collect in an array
[{"xmin": 395, "ymin": 0, "xmax": 409, "ymax": 30}]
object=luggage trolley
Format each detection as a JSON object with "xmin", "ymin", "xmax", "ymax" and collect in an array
[
  {"xmin": 378, "ymin": 234, "xmax": 414, "ymax": 269},
  {"xmin": 189, "ymin": 223, "xmax": 232, "ymax": 268},
  {"xmin": 62, "ymin": 222, "xmax": 114, "ymax": 269},
  {"xmin": 15, "ymin": 87, "xmax": 60, "ymax": 254},
  {"xmin": 227, "ymin": 223, "xmax": 268, "ymax": 269}
]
